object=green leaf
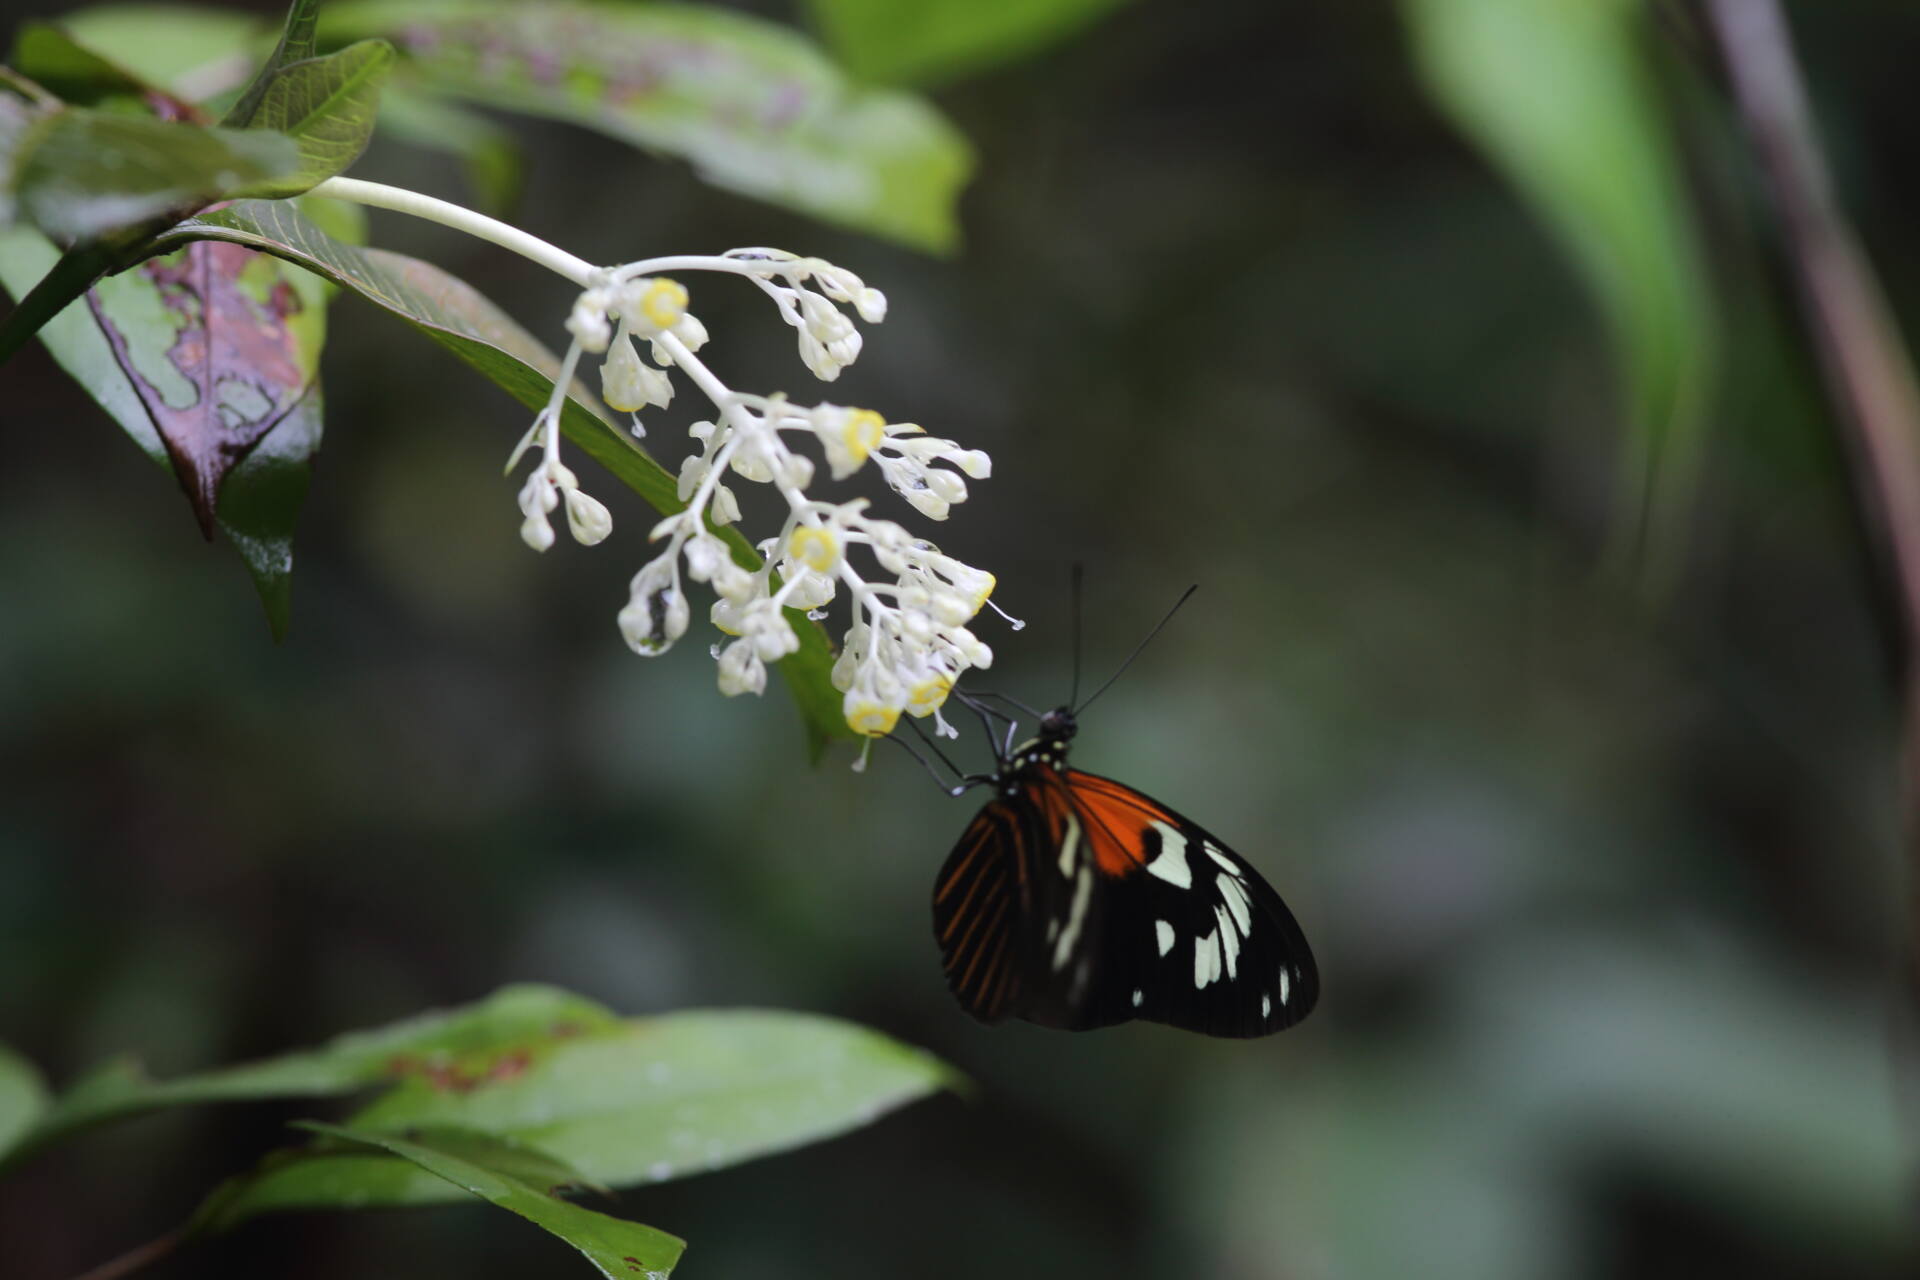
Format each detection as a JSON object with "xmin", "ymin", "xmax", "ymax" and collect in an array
[
  {"xmin": 147, "ymin": 198, "xmax": 854, "ymax": 751},
  {"xmin": 236, "ymin": 41, "xmax": 396, "ymax": 194},
  {"xmin": 203, "ymin": 1010, "xmax": 955, "ymax": 1219},
  {"xmin": 1401, "ymin": 0, "xmax": 1716, "ymax": 582},
  {"xmin": 0, "ymin": 225, "xmax": 316, "ymax": 635},
  {"xmin": 3, "ymin": 984, "xmax": 616, "ymax": 1171},
  {"xmin": 9, "ymin": 20, "xmax": 179, "ymax": 108},
  {"xmin": 1, "ymin": 104, "xmax": 303, "ymax": 243},
  {"xmin": 47, "ymin": 5, "xmax": 265, "ymax": 100},
  {"xmin": 323, "ymin": 0, "xmax": 972, "ymax": 252},
  {"xmin": 290, "ymin": 1123, "xmax": 685, "ymax": 1279},
  {"xmin": 0, "ymin": 1043, "xmax": 50, "ymax": 1162},
  {"xmin": 226, "ymin": 0, "xmax": 326, "ymax": 127},
  {"xmin": 807, "ymin": 0, "xmax": 1128, "ymax": 88}
]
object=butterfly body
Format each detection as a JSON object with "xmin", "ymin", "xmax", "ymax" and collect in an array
[{"xmin": 932, "ymin": 705, "xmax": 1319, "ymax": 1037}]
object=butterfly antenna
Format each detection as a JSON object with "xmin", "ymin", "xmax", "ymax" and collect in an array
[
  {"xmin": 1072, "ymin": 584, "xmax": 1199, "ymax": 716},
  {"xmin": 1069, "ymin": 562, "xmax": 1085, "ymax": 709}
]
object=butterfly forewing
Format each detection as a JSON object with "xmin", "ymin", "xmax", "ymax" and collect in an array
[{"xmin": 932, "ymin": 754, "xmax": 1318, "ymax": 1038}]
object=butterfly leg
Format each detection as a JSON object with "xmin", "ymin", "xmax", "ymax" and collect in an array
[{"xmin": 891, "ymin": 717, "xmax": 996, "ymax": 795}]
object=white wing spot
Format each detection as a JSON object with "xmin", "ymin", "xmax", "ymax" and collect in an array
[
  {"xmin": 1132, "ymin": 988, "xmax": 1143, "ymax": 1008},
  {"xmin": 1205, "ymin": 843, "xmax": 1238, "ymax": 875},
  {"xmin": 1279, "ymin": 966, "xmax": 1292, "ymax": 1005},
  {"xmin": 1051, "ymin": 867, "xmax": 1093, "ymax": 971},
  {"xmin": 1218, "ymin": 874, "xmax": 1253, "ymax": 936},
  {"xmin": 1215, "ymin": 904, "xmax": 1240, "ymax": 978},
  {"xmin": 1194, "ymin": 930, "xmax": 1221, "ymax": 988},
  {"xmin": 1155, "ymin": 919, "xmax": 1175, "ymax": 956},
  {"xmin": 1145, "ymin": 823, "xmax": 1192, "ymax": 887},
  {"xmin": 1262, "ymin": 994, "xmax": 1272, "ymax": 1019},
  {"xmin": 1056, "ymin": 812, "xmax": 1082, "ymax": 877}
]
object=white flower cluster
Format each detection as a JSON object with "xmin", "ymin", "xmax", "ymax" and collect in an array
[{"xmin": 505, "ymin": 248, "xmax": 1016, "ymax": 740}]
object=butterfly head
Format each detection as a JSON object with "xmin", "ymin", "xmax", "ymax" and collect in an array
[{"xmin": 1039, "ymin": 705, "xmax": 1078, "ymax": 746}]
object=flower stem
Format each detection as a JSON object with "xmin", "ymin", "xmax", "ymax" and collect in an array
[{"xmin": 307, "ymin": 177, "xmax": 596, "ymax": 285}]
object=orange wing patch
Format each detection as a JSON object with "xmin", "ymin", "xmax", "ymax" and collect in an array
[{"xmin": 1029, "ymin": 767, "xmax": 1179, "ymax": 878}]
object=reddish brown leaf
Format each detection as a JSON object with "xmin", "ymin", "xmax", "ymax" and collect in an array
[{"xmin": 88, "ymin": 241, "xmax": 319, "ymax": 537}]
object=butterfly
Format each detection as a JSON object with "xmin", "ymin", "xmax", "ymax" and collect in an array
[{"xmin": 929, "ymin": 699, "xmax": 1319, "ymax": 1038}]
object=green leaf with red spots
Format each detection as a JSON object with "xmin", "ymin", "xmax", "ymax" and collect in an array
[
  {"xmin": 0, "ymin": 984, "xmax": 618, "ymax": 1173},
  {"xmin": 194, "ymin": 1009, "xmax": 957, "ymax": 1221},
  {"xmin": 320, "ymin": 0, "xmax": 972, "ymax": 252}
]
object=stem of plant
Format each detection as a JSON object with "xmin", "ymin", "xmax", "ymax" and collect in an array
[
  {"xmin": 1700, "ymin": 0, "xmax": 1920, "ymax": 1192},
  {"xmin": 64, "ymin": 1228, "xmax": 184, "ymax": 1280},
  {"xmin": 307, "ymin": 176, "xmax": 597, "ymax": 285}
]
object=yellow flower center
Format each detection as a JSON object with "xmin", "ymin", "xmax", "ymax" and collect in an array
[
  {"xmin": 789, "ymin": 526, "xmax": 840, "ymax": 574},
  {"xmin": 641, "ymin": 278, "xmax": 689, "ymax": 329},
  {"xmin": 907, "ymin": 675, "xmax": 953, "ymax": 714},
  {"xmin": 846, "ymin": 699, "xmax": 900, "ymax": 737},
  {"xmin": 842, "ymin": 409, "xmax": 886, "ymax": 468}
]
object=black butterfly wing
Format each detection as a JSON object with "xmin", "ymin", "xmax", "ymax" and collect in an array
[
  {"xmin": 930, "ymin": 798, "xmax": 1036, "ymax": 1023},
  {"xmin": 931, "ymin": 766, "xmax": 1318, "ymax": 1038},
  {"xmin": 1063, "ymin": 771, "xmax": 1318, "ymax": 1037}
]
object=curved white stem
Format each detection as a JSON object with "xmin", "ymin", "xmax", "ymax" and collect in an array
[{"xmin": 308, "ymin": 177, "xmax": 597, "ymax": 285}]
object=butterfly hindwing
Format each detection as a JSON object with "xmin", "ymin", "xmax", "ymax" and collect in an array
[{"xmin": 932, "ymin": 800, "xmax": 1032, "ymax": 1023}]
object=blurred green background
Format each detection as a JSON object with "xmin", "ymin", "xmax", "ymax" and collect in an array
[{"xmin": 5, "ymin": 1, "xmax": 1919, "ymax": 1276}]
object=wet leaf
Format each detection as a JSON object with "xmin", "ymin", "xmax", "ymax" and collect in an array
[
  {"xmin": 322, "ymin": 0, "xmax": 972, "ymax": 252},
  {"xmin": 201, "ymin": 1010, "xmax": 956, "ymax": 1217},
  {"xmin": 806, "ymin": 0, "xmax": 1128, "ymax": 88},
  {"xmin": 0, "ymin": 224, "xmax": 322, "ymax": 635},
  {"xmin": 1, "ymin": 104, "xmax": 302, "ymax": 243},
  {"xmin": 289, "ymin": 1123, "xmax": 685, "ymax": 1279},
  {"xmin": 86, "ymin": 239, "xmax": 325, "ymax": 542},
  {"xmin": 2, "ymin": 984, "xmax": 616, "ymax": 1171},
  {"xmin": 1402, "ymin": 0, "xmax": 1716, "ymax": 582},
  {"xmin": 147, "ymin": 198, "xmax": 854, "ymax": 752},
  {"xmin": 0, "ymin": 1043, "xmax": 49, "ymax": 1162}
]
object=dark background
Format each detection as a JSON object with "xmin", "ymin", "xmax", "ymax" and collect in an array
[{"xmin": 4, "ymin": 1, "xmax": 1919, "ymax": 1277}]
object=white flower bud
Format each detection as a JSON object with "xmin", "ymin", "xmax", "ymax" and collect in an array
[
  {"xmin": 951, "ymin": 449, "xmax": 991, "ymax": 479},
  {"xmin": 683, "ymin": 534, "xmax": 725, "ymax": 582},
  {"xmin": 521, "ymin": 511, "xmax": 556, "ymax": 552},
  {"xmin": 855, "ymin": 287, "xmax": 887, "ymax": 323},
  {"xmin": 903, "ymin": 486, "xmax": 951, "ymax": 521},
  {"xmin": 798, "ymin": 330, "xmax": 840, "ymax": 382},
  {"xmin": 799, "ymin": 292, "xmax": 854, "ymax": 344},
  {"xmin": 566, "ymin": 290, "xmax": 612, "ymax": 353},
  {"xmin": 672, "ymin": 312, "xmax": 709, "ymax": 352},
  {"xmin": 717, "ymin": 640, "xmax": 767, "ymax": 697},
  {"xmin": 564, "ymin": 488, "xmax": 613, "ymax": 545},
  {"xmin": 711, "ymin": 483, "xmax": 742, "ymax": 526},
  {"xmin": 599, "ymin": 335, "xmax": 650, "ymax": 413},
  {"xmin": 677, "ymin": 454, "xmax": 708, "ymax": 502},
  {"xmin": 925, "ymin": 469, "xmax": 968, "ymax": 505}
]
